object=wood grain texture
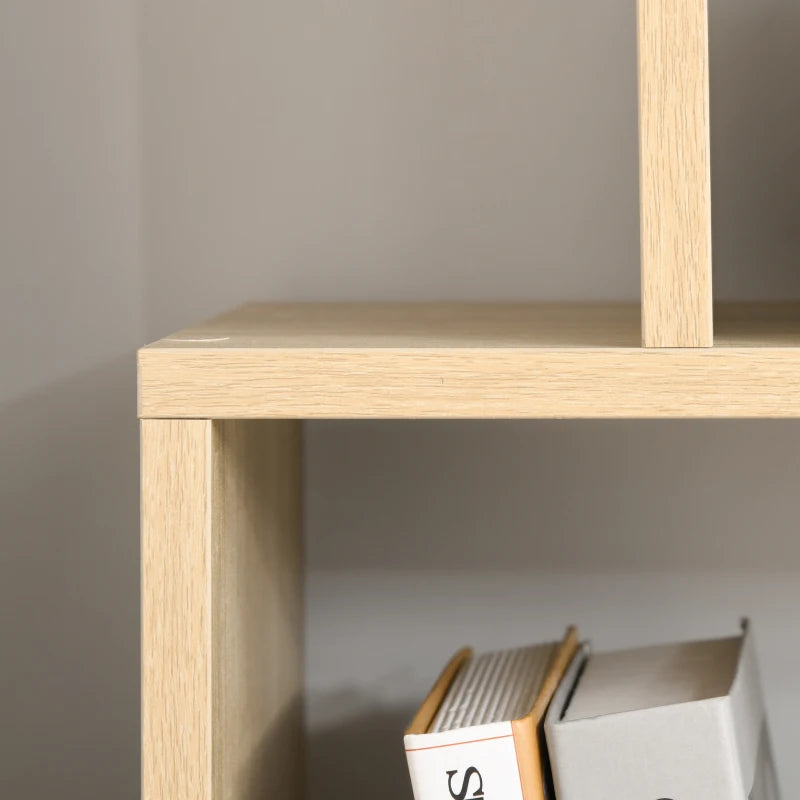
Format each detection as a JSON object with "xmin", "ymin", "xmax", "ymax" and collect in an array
[
  {"xmin": 212, "ymin": 419, "xmax": 304, "ymax": 800},
  {"xmin": 139, "ymin": 303, "xmax": 800, "ymax": 419},
  {"xmin": 142, "ymin": 420, "xmax": 212, "ymax": 800},
  {"xmin": 142, "ymin": 419, "xmax": 304, "ymax": 800},
  {"xmin": 638, "ymin": 0, "xmax": 713, "ymax": 347},
  {"xmin": 142, "ymin": 302, "xmax": 641, "ymax": 349}
]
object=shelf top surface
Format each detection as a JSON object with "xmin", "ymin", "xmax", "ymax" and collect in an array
[
  {"xmin": 143, "ymin": 301, "xmax": 800, "ymax": 351},
  {"xmin": 139, "ymin": 302, "xmax": 800, "ymax": 419},
  {"xmin": 146, "ymin": 302, "xmax": 643, "ymax": 350}
]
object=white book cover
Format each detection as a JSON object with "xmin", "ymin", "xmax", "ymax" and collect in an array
[{"xmin": 406, "ymin": 720, "xmax": 526, "ymax": 800}]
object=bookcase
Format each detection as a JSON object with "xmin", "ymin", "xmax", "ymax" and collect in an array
[{"xmin": 137, "ymin": 0, "xmax": 798, "ymax": 798}]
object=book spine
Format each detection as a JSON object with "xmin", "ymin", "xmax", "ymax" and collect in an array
[{"xmin": 404, "ymin": 724, "xmax": 524, "ymax": 800}]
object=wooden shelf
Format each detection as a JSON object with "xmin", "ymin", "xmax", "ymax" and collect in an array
[
  {"xmin": 139, "ymin": 302, "xmax": 800, "ymax": 419},
  {"xmin": 138, "ymin": 3, "xmax": 777, "ymax": 798}
]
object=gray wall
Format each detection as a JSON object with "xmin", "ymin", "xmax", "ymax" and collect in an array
[
  {"xmin": 0, "ymin": 2, "xmax": 142, "ymax": 797},
  {"xmin": 3, "ymin": 1, "xmax": 799, "ymax": 797}
]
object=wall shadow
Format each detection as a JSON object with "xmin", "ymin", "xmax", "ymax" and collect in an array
[
  {"xmin": 710, "ymin": 0, "xmax": 800, "ymax": 298},
  {"xmin": 306, "ymin": 419, "xmax": 800, "ymax": 573},
  {"xmin": 0, "ymin": 356, "xmax": 140, "ymax": 799},
  {"xmin": 308, "ymin": 695, "xmax": 416, "ymax": 800}
]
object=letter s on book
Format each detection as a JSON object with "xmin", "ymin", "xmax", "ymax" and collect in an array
[{"xmin": 446, "ymin": 767, "xmax": 485, "ymax": 799}]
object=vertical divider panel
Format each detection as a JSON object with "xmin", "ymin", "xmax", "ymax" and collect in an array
[
  {"xmin": 638, "ymin": 0, "xmax": 713, "ymax": 347},
  {"xmin": 142, "ymin": 419, "xmax": 304, "ymax": 800}
]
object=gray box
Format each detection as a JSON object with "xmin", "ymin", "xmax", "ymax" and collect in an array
[{"xmin": 545, "ymin": 621, "xmax": 779, "ymax": 800}]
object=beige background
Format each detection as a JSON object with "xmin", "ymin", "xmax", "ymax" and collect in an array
[{"xmin": 2, "ymin": 0, "xmax": 799, "ymax": 797}]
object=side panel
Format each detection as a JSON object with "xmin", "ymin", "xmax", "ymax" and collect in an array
[
  {"xmin": 142, "ymin": 420, "xmax": 213, "ymax": 800},
  {"xmin": 212, "ymin": 420, "xmax": 304, "ymax": 800},
  {"xmin": 141, "ymin": 419, "xmax": 304, "ymax": 800}
]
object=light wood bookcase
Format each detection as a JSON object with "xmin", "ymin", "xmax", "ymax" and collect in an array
[{"xmin": 138, "ymin": 1, "xmax": 797, "ymax": 798}]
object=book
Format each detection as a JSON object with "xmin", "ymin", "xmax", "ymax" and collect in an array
[
  {"xmin": 404, "ymin": 627, "xmax": 578, "ymax": 800},
  {"xmin": 545, "ymin": 620, "xmax": 780, "ymax": 800}
]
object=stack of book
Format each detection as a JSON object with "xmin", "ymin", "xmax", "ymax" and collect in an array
[{"xmin": 404, "ymin": 621, "xmax": 779, "ymax": 800}]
